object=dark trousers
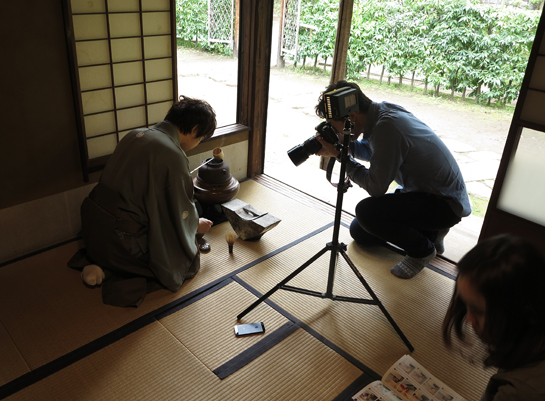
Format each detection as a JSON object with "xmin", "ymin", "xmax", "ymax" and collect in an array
[{"xmin": 349, "ymin": 192, "xmax": 461, "ymax": 258}]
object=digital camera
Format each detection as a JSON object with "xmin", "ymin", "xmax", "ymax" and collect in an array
[{"xmin": 287, "ymin": 121, "xmax": 338, "ymax": 167}]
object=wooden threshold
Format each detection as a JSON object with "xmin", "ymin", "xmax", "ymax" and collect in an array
[{"xmin": 253, "ymin": 174, "xmax": 458, "ymax": 279}]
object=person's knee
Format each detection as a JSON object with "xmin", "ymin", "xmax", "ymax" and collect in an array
[
  {"xmin": 349, "ymin": 217, "xmax": 383, "ymax": 246},
  {"xmin": 355, "ymin": 197, "xmax": 383, "ymax": 231}
]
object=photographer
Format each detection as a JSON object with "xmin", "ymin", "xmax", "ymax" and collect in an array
[{"xmin": 315, "ymin": 81, "xmax": 471, "ymax": 279}]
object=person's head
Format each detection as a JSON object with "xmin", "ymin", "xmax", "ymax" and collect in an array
[
  {"xmin": 315, "ymin": 81, "xmax": 372, "ymax": 138},
  {"xmin": 443, "ymin": 234, "xmax": 545, "ymax": 370},
  {"xmin": 165, "ymin": 95, "xmax": 217, "ymax": 150}
]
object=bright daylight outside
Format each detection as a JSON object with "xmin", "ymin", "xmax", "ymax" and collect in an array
[{"xmin": 176, "ymin": 0, "xmax": 543, "ymax": 262}]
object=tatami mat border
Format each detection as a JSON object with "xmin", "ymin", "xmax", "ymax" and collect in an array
[
  {"xmin": 233, "ymin": 276, "xmax": 382, "ymax": 383},
  {"xmin": 212, "ymin": 321, "xmax": 299, "ymax": 379}
]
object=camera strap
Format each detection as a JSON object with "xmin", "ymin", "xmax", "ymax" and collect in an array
[{"xmin": 325, "ymin": 157, "xmax": 352, "ymax": 189}]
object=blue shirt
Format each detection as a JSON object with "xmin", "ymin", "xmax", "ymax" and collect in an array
[{"xmin": 345, "ymin": 102, "xmax": 471, "ymax": 217}]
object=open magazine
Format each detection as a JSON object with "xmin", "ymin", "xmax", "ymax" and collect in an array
[{"xmin": 352, "ymin": 355, "xmax": 466, "ymax": 401}]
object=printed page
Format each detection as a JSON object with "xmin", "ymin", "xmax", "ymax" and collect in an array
[
  {"xmin": 352, "ymin": 380, "xmax": 403, "ymax": 401},
  {"xmin": 381, "ymin": 355, "xmax": 466, "ymax": 401}
]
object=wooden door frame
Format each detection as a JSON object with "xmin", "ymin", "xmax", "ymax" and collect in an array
[{"xmin": 479, "ymin": 6, "xmax": 545, "ymax": 252}]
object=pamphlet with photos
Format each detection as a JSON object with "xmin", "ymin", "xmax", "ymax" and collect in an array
[{"xmin": 352, "ymin": 355, "xmax": 466, "ymax": 401}]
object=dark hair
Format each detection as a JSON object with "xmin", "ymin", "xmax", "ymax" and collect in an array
[
  {"xmin": 164, "ymin": 95, "xmax": 217, "ymax": 140},
  {"xmin": 442, "ymin": 234, "xmax": 545, "ymax": 370},
  {"xmin": 315, "ymin": 80, "xmax": 373, "ymax": 120}
]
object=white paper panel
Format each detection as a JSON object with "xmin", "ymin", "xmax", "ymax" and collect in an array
[
  {"xmin": 145, "ymin": 58, "xmax": 172, "ymax": 81},
  {"xmin": 110, "ymin": 38, "xmax": 142, "ymax": 63},
  {"xmin": 146, "ymin": 80, "xmax": 172, "ymax": 103},
  {"xmin": 73, "ymin": 15, "xmax": 108, "ymax": 41},
  {"xmin": 498, "ymin": 128, "xmax": 545, "ymax": 226},
  {"xmin": 109, "ymin": 14, "xmax": 141, "ymax": 38},
  {"xmin": 78, "ymin": 65, "xmax": 112, "ymax": 91},
  {"xmin": 81, "ymin": 89, "xmax": 114, "ymax": 115},
  {"xmin": 71, "ymin": 0, "xmax": 106, "ymax": 14},
  {"xmin": 520, "ymin": 90, "xmax": 545, "ymax": 126},
  {"xmin": 84, "ymin": 111, "xmax": 116, "ymax": 137},
  {"xmin": 142, "ymin": 12, "xmax": 171, "ymax": 36},
  {"xmin": 529, "ymin": 57, "xmax": 545, "ymax": 91},
  {"xmin": 117, "ymin": 106, "xmax": 146, "ymax": 131},
  {"xmin": 116, "ymin": 84, "xmax": 146, "ymax": 109},
  {"xmin": 87, "ymin": 134, "xmax": 118, "ymax": 159},
  {"xmin": 142, "ymin": 0, "xmax": 170, "ymax": 11},
  {"xmin": 148, "ymin": 101, "xmax": 172, "ymax": 124},
  {"xmin": 76, "ymin": 40, "xmax": 110, "ymax": 66},
  {"xmin": 144, "ymin": 35, "xmax": 171, "ymax": 59},
  {"xmin": 107, "ymin": 0, "xmax": 139, "ymax": 12},
  {"xmin": 113, "ymin": 62, "xmax": 143, "ymax": 86}
]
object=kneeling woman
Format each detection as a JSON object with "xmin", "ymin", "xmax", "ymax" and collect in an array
[{"xmin": 443, "ymin": 234, "xmax": 545, "ymax": 400}]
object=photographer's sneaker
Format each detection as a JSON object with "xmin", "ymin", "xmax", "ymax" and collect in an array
[
  {"xmin": 433, "ymin": 228, "xmax": 450, "ymax": 255},
  {"xmin": 390, "ymin": 248, "xmax": 437, "ymax": 279}
]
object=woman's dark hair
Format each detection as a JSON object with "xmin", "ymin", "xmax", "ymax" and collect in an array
[
  {"xmin": 165, "ymin": 95, "xmax": 217, "ymax": 140},
  {"xmin": 442, "ymin": 234, "xmax": 545, "ymax": 370},
  {"xmin": 315, "ymin": 80, "xmax": 372, "ymax": 120}
]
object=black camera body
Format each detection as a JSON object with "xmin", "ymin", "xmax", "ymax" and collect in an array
[
  {"xmin": 287, "ymin": 121, "xmax": 338, "ymax": 167},
  {"xmin": 287, "ymin": 87, "xmax": 359, "ymax": 167}
]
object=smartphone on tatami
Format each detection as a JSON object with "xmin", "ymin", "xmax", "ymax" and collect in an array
[{"xmin": 234, "ymin": 322, "xmax": 265, "ymax": 336}]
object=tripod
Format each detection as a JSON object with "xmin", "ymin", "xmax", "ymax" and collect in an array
[{"xmin": 237, "ymin": 117, "xmax": 414, "ymax": 352}]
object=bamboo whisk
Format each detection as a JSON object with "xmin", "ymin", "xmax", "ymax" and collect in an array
[{"xmin": 226, "ymin": 232, "xmax": 237, "ymax": 253}]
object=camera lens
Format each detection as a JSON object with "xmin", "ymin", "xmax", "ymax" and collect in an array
[{"xmin": 287, "ymin": 144, "xmax": 310, "ymax": 166}]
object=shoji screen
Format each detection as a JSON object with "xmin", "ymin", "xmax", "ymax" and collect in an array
[{"xmin": 63, "ymin": 0, "xmax": 178, "ymax": 180}]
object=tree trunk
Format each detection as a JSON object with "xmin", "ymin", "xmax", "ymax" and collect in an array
[
  {"xmin": 367, "ymin": 64, "xmax": 371, "ymax": 79},
  {"xmin": 462, "ymin": 87, "xmax": 466, "ymax": 100},
  {"xmin": 380, "ymin": 65, "xmax": 385, "ymax": 84},
  {"xmin": 410, "ymin": 71, "xmax": 415, "ymax": 91},
  {"xmin": 424, "ymin": 78, "xmax": 428, "ymax": 94},
  {"xmin": 314, "ymin": 55, "xmax": 318, "ymax": 68},
  {"xmin": 435, "ymin": 84, "xmax": 440, "ymax": 96},
  {"xmin": 387, "ymin": 75, "xmax": 391, "ymax": 85},
  {"xmin": 399, "ymin": 75, "xmax": 403, "ymax": 87}
]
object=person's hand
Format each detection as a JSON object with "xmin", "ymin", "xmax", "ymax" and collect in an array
[
  {"xmin": 197, "ymin": 218, "xmax": 213, "ymax": 234},
  {"xmin": 315, "ymin": 135, "xmax": 340, "ymax": 158}
]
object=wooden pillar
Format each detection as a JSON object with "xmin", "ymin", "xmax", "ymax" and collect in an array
[
  {"xmin": 237, "ymin": 0, "xmax": 274, "ymax": 177},
  {"xmin": 276, "ymin": 0, "xmax": 286, "ymax": 68},
  {"xmin": 329, "ymin": 0, "xmax": 354, "ymax": 85}
]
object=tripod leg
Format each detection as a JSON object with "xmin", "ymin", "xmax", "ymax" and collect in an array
[
  {"xmin": 237, "ymin": 246, "xmax": 330, "ymax": 320},
  {"xmin": 339, "ymin": 249, "xmax": 414, "ymax": 352}
]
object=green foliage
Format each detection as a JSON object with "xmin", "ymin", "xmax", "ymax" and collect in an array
[
  {"xmin": 176, "ymin": 0, "xmax": 540, "ymax": 104},
  {"xmin": 176, "ymin": 0, "xmax": 232, "ymax": 56},
  {"xmin": 294, "ymin": 0, "xmax": 539, "ymax": 105}
]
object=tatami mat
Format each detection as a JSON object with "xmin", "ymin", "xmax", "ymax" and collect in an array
[
  {"xmin": 0, "ymin": 178, "xmax": 492, "ymax": 400},
  {"xmin": 0, "ymin": 180, "xmax": 333, "ymax": 374},
  {"xmin": 238, "ymin": 226, "xmax": 492, "ymax": 401},
  {"xmin": 5, "ymin": 310, "xmax": 364, "ymax": 401},
  {"xmin": 160, "ymin": 280, "xmax": 290, "ymax": 371}
]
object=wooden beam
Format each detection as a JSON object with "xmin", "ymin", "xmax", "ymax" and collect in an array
[
  {"xmin": 237, "ymin": 0, "xmax": 274, "ymax": 177},
  {"xmin": 330, "ymin": 0, "xmax": 354, "ymax": 85}
]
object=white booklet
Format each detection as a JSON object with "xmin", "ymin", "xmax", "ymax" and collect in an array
[{"xmin": 352, "ymin": 355, "xmax": 466, "ymax": 401}]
